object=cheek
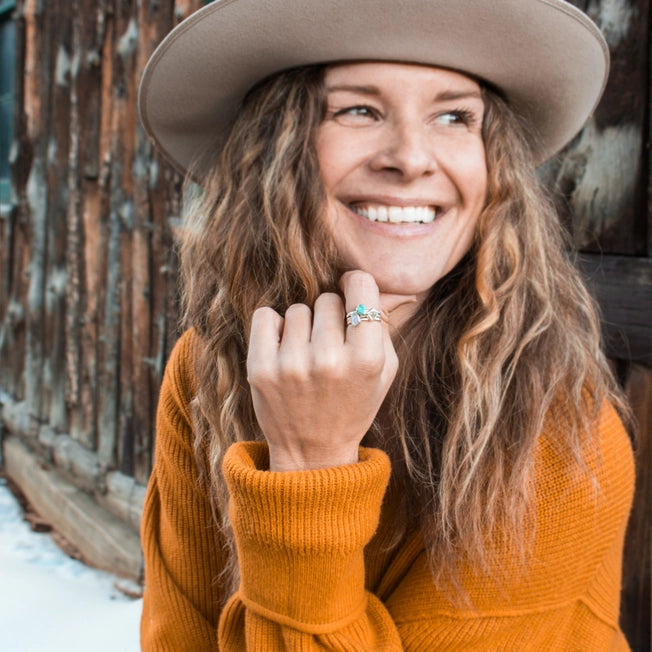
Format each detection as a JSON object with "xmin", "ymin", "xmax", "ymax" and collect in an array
[
  {"xmin": 454, "ymin": 147, "xmax": 488, "ymax": 207},
  {"xmin": 316, "ymin": 154, "xmax": 340, "ymax": 194},
  {"xmin": 316, "ymin": 128, "xmax": 371, "ymax": 193},
  {"xmin": 315, "ymin": 130, "xmax": 344, "ymax": 193}
]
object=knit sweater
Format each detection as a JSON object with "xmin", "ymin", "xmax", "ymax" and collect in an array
[{"xmin": 140, "ymin": 329, "xmax": 635, "ymax": 651}]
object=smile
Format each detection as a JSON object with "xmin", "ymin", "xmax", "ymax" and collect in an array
[{"xmin": 350, "ymin": 204, "xmax": 438, "ymax": 224}]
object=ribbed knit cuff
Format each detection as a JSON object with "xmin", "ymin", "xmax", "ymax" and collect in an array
[{"xmin": 223, "ymin": 441, "xmax": 391, "ymax": 632}]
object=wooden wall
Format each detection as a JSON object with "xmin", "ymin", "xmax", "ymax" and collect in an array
[
  {"xmin": 0, "ymin": 0, "xmax": 649, "ymax": 647},
  {"xmin": 0, "ymin": 0, "xmax": 201, "ymax": 485}
]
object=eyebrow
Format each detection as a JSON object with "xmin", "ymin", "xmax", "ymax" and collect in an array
[
  {"xmin": 325, "ymin": 84, "xmax": 381, "ymax": 96},
  {"xmin": 435, "ymin": 89, "xmax": 483, "ymax": 102},
  {"xmin": 325, "ymin": 85, "xmax": 483, "ymax": 103}
]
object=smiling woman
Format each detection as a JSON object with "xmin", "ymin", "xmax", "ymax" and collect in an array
[{"xmin": 137, "ymin": 1, "xmax": 634, "ymax": 650}]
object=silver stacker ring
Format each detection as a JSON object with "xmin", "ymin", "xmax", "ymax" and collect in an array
[{"xmin": 345, "ymin": 304, "xmax": 382, "ymax": 327}]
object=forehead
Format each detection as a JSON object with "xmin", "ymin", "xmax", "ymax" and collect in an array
[{"xmin": 323, "ymin": 61, "xmax": 482, "ymax": 94}]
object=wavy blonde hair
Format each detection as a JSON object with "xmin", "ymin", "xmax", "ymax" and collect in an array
[{"xmin": 180, "ymin": 65, "xmax": 627, "ymax": 599}]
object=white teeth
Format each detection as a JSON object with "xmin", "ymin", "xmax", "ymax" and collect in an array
[{"xmin": 352, "ymin": 205, "xmax": 437, "ymax": 224}]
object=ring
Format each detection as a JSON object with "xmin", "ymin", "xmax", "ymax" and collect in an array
[{"xmin": 345, "ymin": 304, "xmax": 382, "ymax": 327}]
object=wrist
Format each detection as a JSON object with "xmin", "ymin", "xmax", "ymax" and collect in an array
[{"xmin": 268, "ymin": 445, "xmax": 360, "ymax": 471}]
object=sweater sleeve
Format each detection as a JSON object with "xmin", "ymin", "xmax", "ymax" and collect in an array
[
  {"xmin": 218, "ymin": 441, "xmax": 404, "ymax": 650},
  {"xmin": 140, "ymin": 331, "xmax": 227, "ymax": 651}
]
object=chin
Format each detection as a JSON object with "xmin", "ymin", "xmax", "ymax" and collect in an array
[{"xmin": 374, "ymin": 276, "xmax": 437, "ymax": 297}]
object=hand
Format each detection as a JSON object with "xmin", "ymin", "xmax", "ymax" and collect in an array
[{"xmin": 247, "ymin": 271, "xmax": 416, "ymax": 471}]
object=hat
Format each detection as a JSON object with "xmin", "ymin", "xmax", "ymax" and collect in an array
[{"xmin": 138, "ymin": 0, "xmax": 609, "ymax": 177}]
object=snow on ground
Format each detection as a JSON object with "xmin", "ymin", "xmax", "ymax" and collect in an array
[{"xmin": 0, "ymin": 477, "xmax": 142, "ymax": 651}]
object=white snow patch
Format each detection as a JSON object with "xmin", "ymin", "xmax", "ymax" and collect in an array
[{"xmin": 0, "ymin": 478, "xmax": 142, "ymax": 651}]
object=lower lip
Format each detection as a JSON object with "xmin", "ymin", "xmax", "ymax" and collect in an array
[{"xmin": 344, "ymin": 204, "xmax": 446, "ymax": 237}]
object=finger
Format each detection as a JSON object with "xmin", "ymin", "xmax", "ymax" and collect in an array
[
  {"xmin": 376, "ymin": 292, "xmax": 414, "ymax": 381},
  {"xmin": 248, "ymin": 306, "xmax": 284, "ymax": 375},
  {"xmin": 378, "ymin": 292, "xmax": 418, "ymax": 317},
  {"xmin": 311, "ymin": 293, "xmax": 345, "ymax": 346},
  {"xmin": 278, "ymin": 305, "xmax": 313, "ymax": 375},
  {"xmin": 279, "ymin": 303, "xmax": 313, "ymax": 349},
  {"xmin": 340, "ymin": 272, "xmax": 417, "ymax": 320}
]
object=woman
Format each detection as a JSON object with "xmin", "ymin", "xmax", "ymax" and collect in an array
[{"xmin": 138, "ymin": 1, "xmax": 634, "ymax": 649}]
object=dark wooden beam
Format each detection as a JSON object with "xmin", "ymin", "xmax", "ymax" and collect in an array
[{"xmin": 578, "ymin": 253, "xmax": 652, "ymax": 365}]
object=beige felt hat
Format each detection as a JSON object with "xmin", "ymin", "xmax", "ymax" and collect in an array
[{"xmin": 138, "ymin": 0, "xmax": 609, "ymax": 177}]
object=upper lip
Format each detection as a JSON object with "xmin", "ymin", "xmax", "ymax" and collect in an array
[
  {"xmin": 345, "ymin": 196, "xmax": 442, "ymax": 212},
  {"xmin": 345, "ymin": 195, "xmax": 442, "ymax": 209}
]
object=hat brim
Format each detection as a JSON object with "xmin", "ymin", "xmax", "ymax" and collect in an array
[{"xmin": 138, "ymin": 0, "xmax": 608, "ymax": 177}]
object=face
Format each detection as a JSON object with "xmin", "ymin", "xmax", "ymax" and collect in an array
[{"xmin": 315, "ymin": 62, "xmax": 487, "ymax": 304}]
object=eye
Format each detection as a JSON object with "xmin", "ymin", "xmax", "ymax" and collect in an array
[
  {"xmin": 436, "ymin": 109, "xmax": 476, "ymax": 126},
  {"xmin": 437, "ymin": 109, "xmax": 478, "ymax": 127},
  {"xmin": 331, "ymin": 105, "xmax": 381, "ymax": 124}
]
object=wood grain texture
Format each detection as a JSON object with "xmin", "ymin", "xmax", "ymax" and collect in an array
[
  {"xmin": 543, "ymin": 0, "xmax": 649, "ymax": 256},
  {"xmin": 1, "ymin": 0, "xmax": 195, "ymax": 491},
  {"xmin": 4, "ymin": 435, "xmax": 143, "ymax": 581},
  {"xmin": 579, "ymin": 254, "xmax": 652, "ymax": 365},
  {"xmin": 620, "ymin": 364, "xmax": 651, "ymax": 652}
]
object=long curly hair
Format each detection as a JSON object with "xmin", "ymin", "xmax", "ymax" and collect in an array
[{"xmin": 180, "ymin": 65, "xmax": 627, "ymax": 600}]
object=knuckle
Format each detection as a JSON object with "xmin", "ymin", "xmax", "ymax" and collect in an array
[
  {"xmin": 315, "ymin": 292, "xmax": 343, "ymax": 309},
  {"xmin": 278, "ymin": 353, "xmax": 309, "ymax": 382},
  {"xmin": 312, "ymin": 349, "xmax": 342, "ymax": 377},
  {"xmin": 345, "ymin": 270, "xmax": 378, "ymax": 294},
  {"xmin": 284, "ymin": 303, "xmax": 311, "ymax": 319},
  {"xmin": 252, "ymin": 305, "xmax": 277, "ymax": 323},
  {"xmin": 353, "ymin": 350, "xmax": 384, "ymax": 376},
  {"xmin": 250, "ymin": 306, "xmax": 283, "ymax": 338},
  {"xmin": 246, "ymin": 362, "xmax": 274, "ymax": 388}
]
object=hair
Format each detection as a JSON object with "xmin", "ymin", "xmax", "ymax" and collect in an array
[{"xmin": 180, "ymin": 65, "xmax": 628, "ymax": 601}]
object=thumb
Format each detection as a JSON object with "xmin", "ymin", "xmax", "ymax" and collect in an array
[{"xmin": 377, "ymin": 292, "xmax": 416, "ymax": 387}]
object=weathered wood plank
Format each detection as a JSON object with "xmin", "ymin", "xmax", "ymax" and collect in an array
[
  {"xmin": 0, "ymin": 2, "xmax": 29, "ymax": 399},
  {"xmin": 3, "ymin": 396, "xmax": 145, "ymax": 534},
  {"xmin": 0, "ymin": 206, "xmax": 28, "ymax": 398},
  {"xmin": 4, "ymin": 435, "xmax": 142, "ymax": 581},
  {"xmin": 0, "ymin": 0, "xmax": 32, "ymax": 398},
  {"xmin": 97, "ymin": 181, "xmax": 122, "ymax": 468},
  {"xmin": 620, "ymin": 364, "xmax": 651, "ymax": 652},
  {"xmin": 648, "ymin": 2, "xmax": 652, "ymax": 259},
  {"xmin": 95, "ymin": 4, "xmax": 116, "ymax": 467},
  {"xmin": 544, "ymin": 0, "xmax": 649, "ymax": 256},
  {"xmin": 114, "ymin": 0, "xmax": 136, "ymax": 477},
  {"xmin": 62, "ymin": 0, "xmax": 85, "ymax": 443},
  {"xmin": 578, "ymin": 254, "xmax": 652, "ymax": 365},
  {"xmin": 22, "ymin": 0, "xmax": 50, "ymax": 421}
]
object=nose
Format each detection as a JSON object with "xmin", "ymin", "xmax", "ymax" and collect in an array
[{"xmin": 369, "ymin": 120, "xmax": 437, "ymax": 180}]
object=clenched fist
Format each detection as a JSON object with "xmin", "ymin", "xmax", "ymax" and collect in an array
[{"xmin": 247, "ymin": 270, "xmax": 415, "ymax": 471}]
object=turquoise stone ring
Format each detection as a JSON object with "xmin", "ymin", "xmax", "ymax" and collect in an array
[{"xmin": 345, "ymin": 305, "xmax": 382, "ymax": 327}]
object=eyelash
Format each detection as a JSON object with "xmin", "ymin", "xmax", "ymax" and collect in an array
[
  {"xmin": 439, "ymin": 109, "xmax": 482, "ymax": 127},
  {"xmin": 439, "ymin": 108, "xmax": 475, "ymax": 126},
  {"xmin": 330, "ymin": 105, "xmax": 479, "ymax": 126},
  {"xmin": 332, "ymin": 105, "xmax": 380, "ymax": 119}
]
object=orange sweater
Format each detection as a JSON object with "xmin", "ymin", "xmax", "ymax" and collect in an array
[{"xmin": 140, "ymin": 330, "xmax": 635, "ymax": 650}]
